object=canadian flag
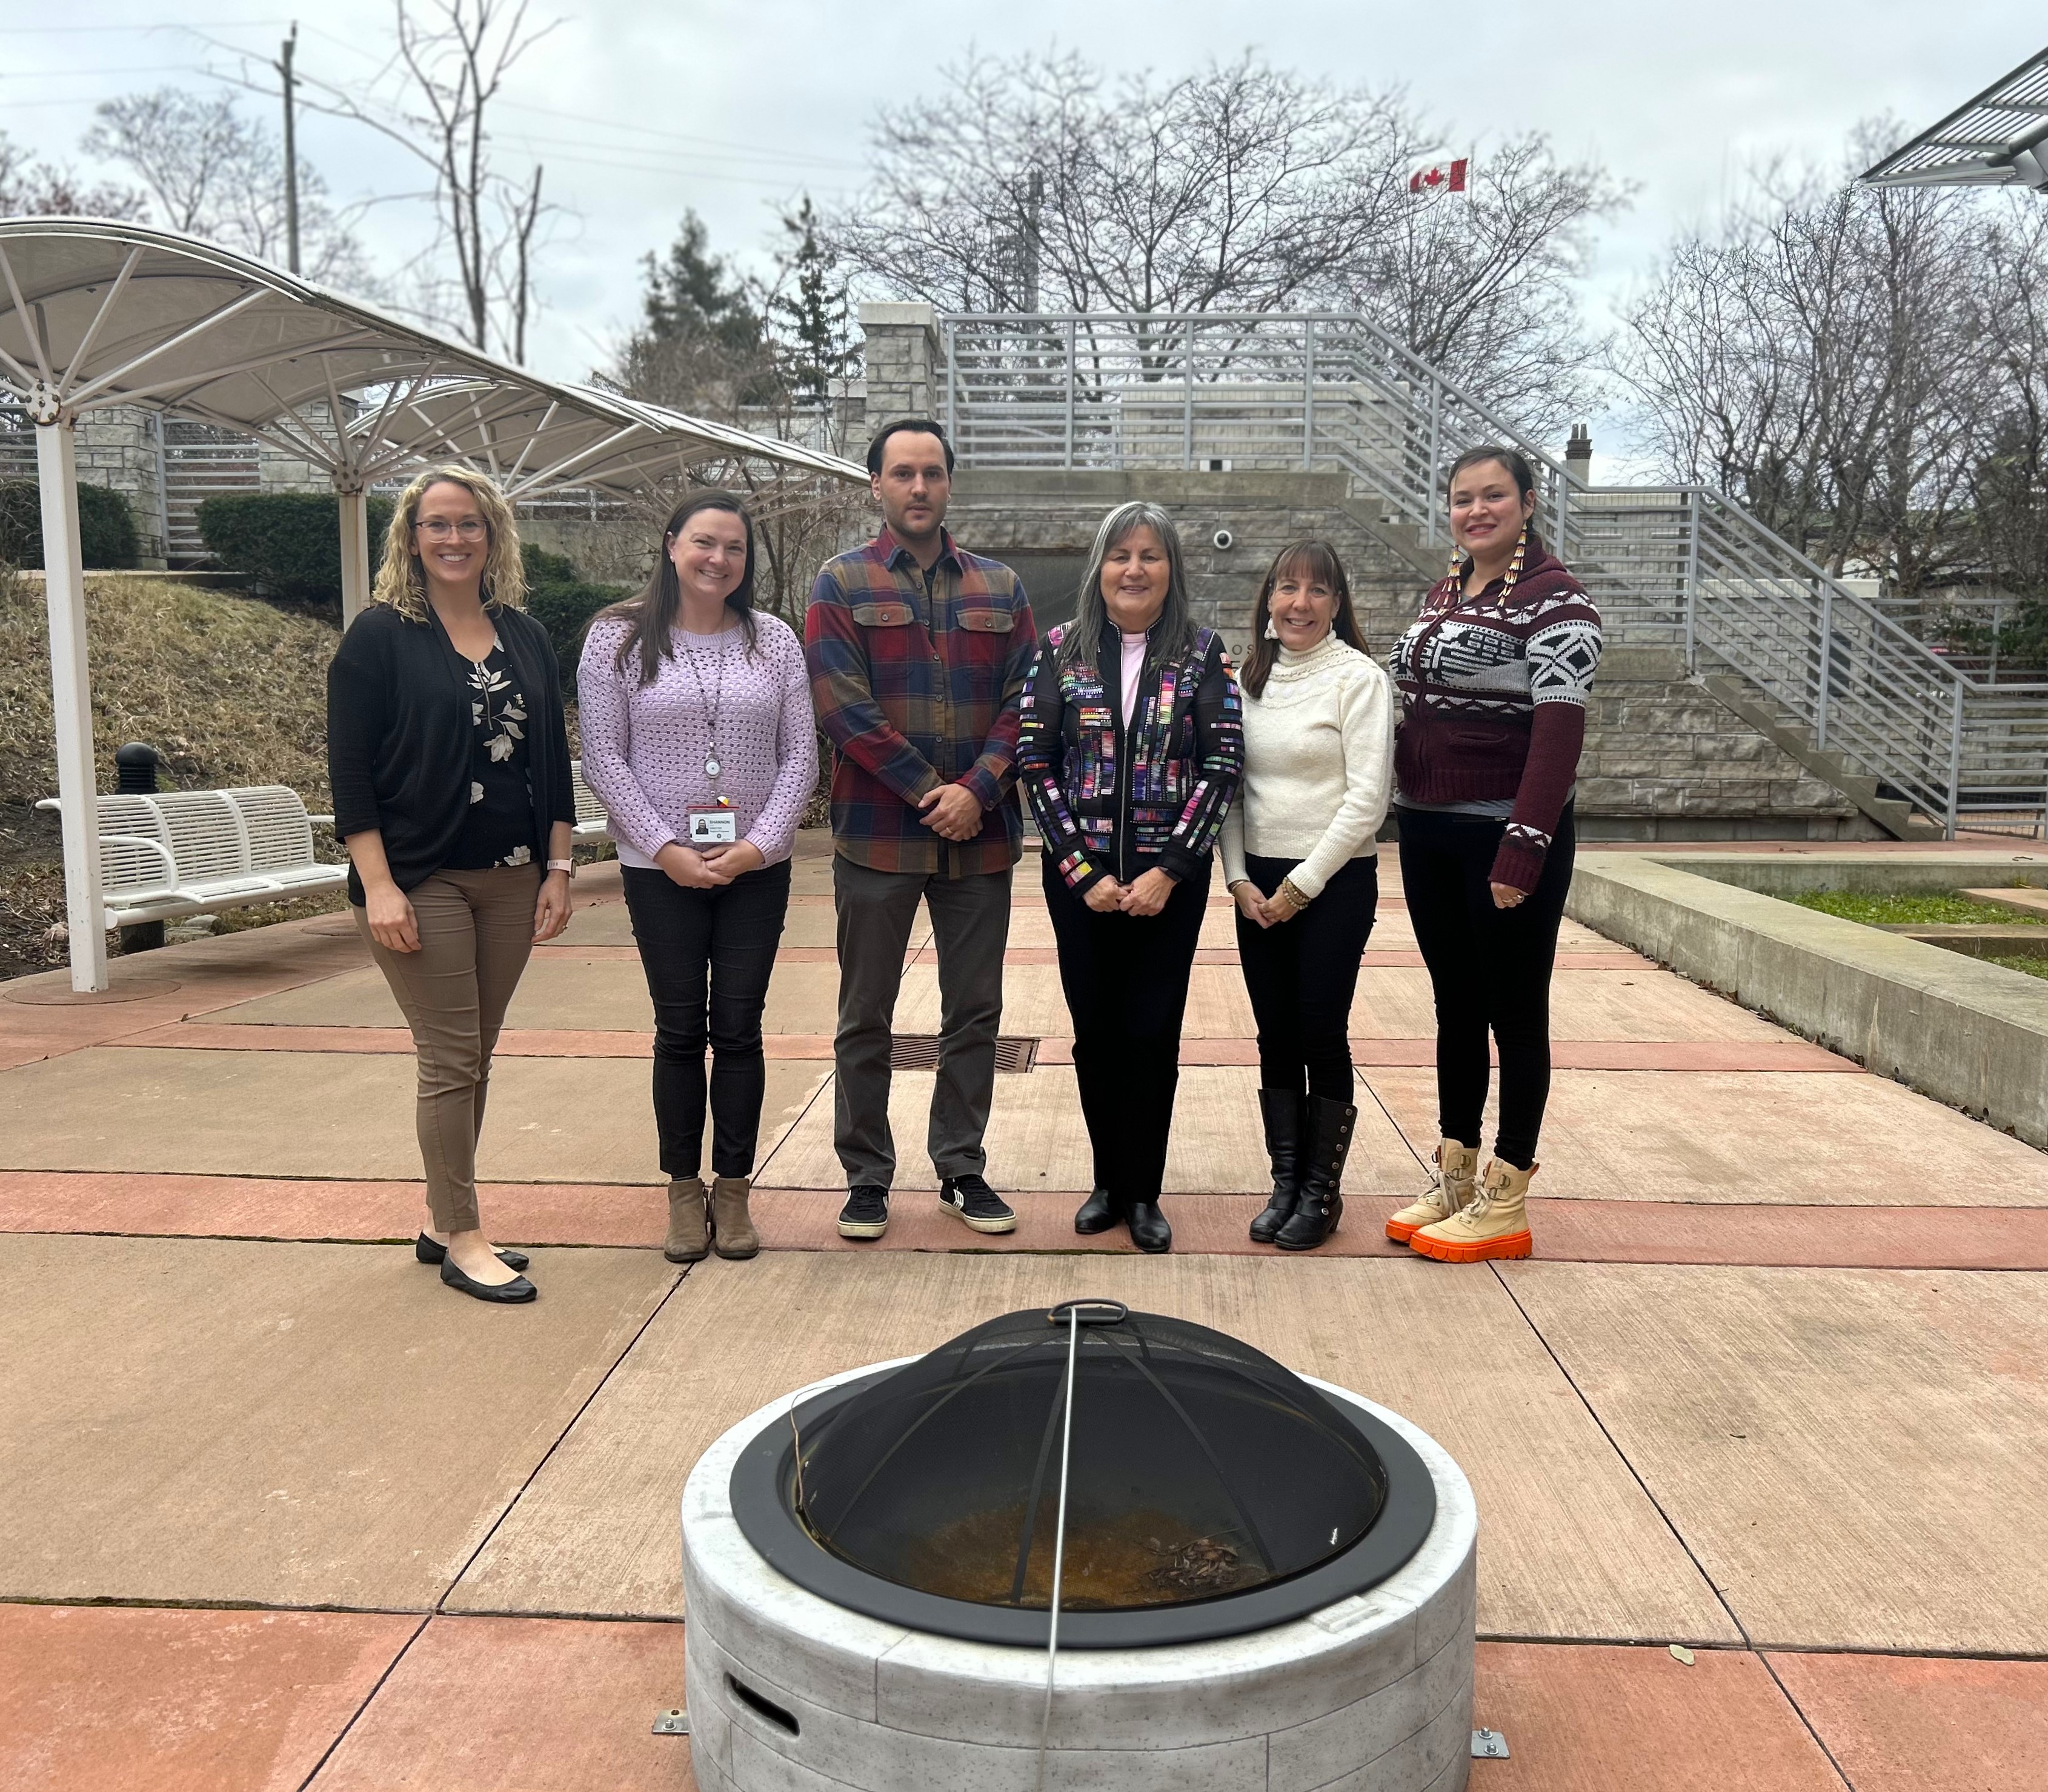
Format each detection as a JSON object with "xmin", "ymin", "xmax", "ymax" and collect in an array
[{"xmin": 1409, "ymin": 158, "xmax": 1469, "ymax": 194}]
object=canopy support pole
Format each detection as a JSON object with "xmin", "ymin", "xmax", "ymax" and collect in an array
[
  {"xmin": 36, "ymin": 413, "xmax": 108, "ymax": 992},
  {"xmin": 338, "ymin": 485, "xmax": 371, "ymax": 629}
]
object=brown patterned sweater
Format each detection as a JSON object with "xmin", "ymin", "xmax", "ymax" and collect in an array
[{"xmin": 1388, "ymin": 547, "xmax": 1603, "ymax": 891}]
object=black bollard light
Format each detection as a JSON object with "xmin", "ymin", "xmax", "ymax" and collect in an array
[
  {"xmin": 115, "ymin": 741, "xmax": 162, "ymax": 794},
  {"xmin": 113, "ymin": 742, "xmax": 166, "ymax": 952}
]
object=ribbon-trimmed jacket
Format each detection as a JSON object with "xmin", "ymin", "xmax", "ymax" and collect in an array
[{"xmin": 1017, "ymin": 623, "xmax": 1243, "ymax": 894}]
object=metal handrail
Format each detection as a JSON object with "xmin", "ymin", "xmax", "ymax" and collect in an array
[{"xmin": 937, "ymin": 309, "xmax": 2048, "ymax": 838}]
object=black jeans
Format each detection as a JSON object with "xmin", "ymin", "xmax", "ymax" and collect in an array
[
  {"xmin": 1044, "ymin": 856, "xmax": 1211, "ymax": 1204},
  {"xmin": 622, "ymin": 858, "xmax": 791, "ymax": 1179},
  {"xmin": 1236, "ymin": 853, "xmax": 1379, "ymax": 1102},
  {"xmin": 1397, "ymin": 804, "xmax": 1575, "ymax": 1170}
]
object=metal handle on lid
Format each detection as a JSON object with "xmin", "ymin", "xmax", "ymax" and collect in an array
[{"xmin": 1047, "ymin": 1298, "xmax": 1128, "ymax": 1327}]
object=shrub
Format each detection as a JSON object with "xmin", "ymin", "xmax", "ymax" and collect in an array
[
  {"xmin": 0, "ymin": 478, "xmax": 140, "ymax": 570},
  {"xmin": 196, "ymin": 491, "xmax": 395, "ymax": 603},
  {"xmin": 522, "ymin": 541, "xmax": 627, "ymax": 691}
]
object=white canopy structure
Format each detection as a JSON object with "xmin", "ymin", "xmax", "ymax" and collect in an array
[
  {"xmin": 1862, "ymin": 45, "xmax": 2048, "ymax": 190},
  {"xmin": 0, "ymin": 218, "xmax": 864, "ymax": 993}
]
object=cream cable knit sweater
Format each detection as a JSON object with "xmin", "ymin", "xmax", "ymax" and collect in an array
[{"xmin": 1218, "ymin": 631, "xmax": 1395, "ymax": 901}]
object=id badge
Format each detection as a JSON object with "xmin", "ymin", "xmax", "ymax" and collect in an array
[{"xmin": 687, "ymin": 804, "xmax": 739, "ymax": 845}]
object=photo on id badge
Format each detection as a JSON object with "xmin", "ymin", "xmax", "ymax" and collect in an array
[{"xmin": 689, "ymin": 801, "xmax": 739, "ymax": 845}]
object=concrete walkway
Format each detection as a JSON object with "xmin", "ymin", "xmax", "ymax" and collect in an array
[{"xmin": 2, "ymin": 832, "xmax": 2045, "ymax": 1790}]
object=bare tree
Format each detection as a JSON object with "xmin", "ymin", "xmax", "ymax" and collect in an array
[
  {"xmin": 1338, "ymin": 133, "xmax": 1629, "ymax": 439},
  {"xmin": 0, "ymin": 130, "xmax": 147, "ymax": 219},
  {"xmin": 832, "ymin": 50, "xmax": 1623, "ymax": 431},
  {"xmin": 1614, "ymin": 130, "xmax": 1998, "ymax": 602},
  {"xmin": 83, "ymin": 90, "xmax": 375, "ymax": 290},
  {"xmin": 258, "ymin": 1, "xmax": 560, "ymax": 361},
  {"xmin": 837, "ymin": 52, "xmax": 1425, "ymax": 316}
]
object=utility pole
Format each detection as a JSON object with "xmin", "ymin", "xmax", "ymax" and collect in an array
[{"xmin": 276, "ymin": 24, "xmax": 301, "ymax": 275}]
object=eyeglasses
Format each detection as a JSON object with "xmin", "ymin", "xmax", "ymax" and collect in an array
[{"xmin": 415, "ymin": 518, "xmax": 487, "ymax": 541}]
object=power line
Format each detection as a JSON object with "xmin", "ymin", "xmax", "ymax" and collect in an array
[
  {"xmin": 492, "ymin": 100, "xmax": 869, "ymax": 171},
  {"xmin": 0, "ymin": 19, "xmax": 291, "ymax": 32}
]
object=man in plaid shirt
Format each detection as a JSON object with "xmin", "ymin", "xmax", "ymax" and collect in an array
[{"xmin": 805, "ymin": 419, "xmax": 1039, "ymax": 1241}]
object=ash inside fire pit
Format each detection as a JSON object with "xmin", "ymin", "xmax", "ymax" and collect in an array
[{"xmin": 906, "ymin": 1503, "xmax": 1264, "ymax": 1609}]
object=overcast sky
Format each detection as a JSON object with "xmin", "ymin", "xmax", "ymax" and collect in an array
[{"xmin": 2, "ymin": 2, "xmax": 2041, "ymax": 458}]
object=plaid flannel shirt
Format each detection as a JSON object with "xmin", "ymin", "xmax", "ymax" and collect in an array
[{"xmin": 803, "ymin": 527, "xmax": 1039, "ymax": 876}]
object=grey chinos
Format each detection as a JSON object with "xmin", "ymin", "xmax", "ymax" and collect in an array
[{"xmin": 831, "ymin": 856, "xmax": 1012, "ymax": 1187}]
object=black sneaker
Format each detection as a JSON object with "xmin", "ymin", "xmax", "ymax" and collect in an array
[
  {"xmin": 837, "ymin": 1185, "xmax": 890, "ymax": 1239},
  {"xmin": 939, "ymin": 1173, "xmax": 1017, "ymax": 1234}
]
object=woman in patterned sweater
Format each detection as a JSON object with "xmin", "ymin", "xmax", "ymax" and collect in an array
[
  {"xmin": 1385, "ymin": 447, "xmax": 1603, "ymax": 1263},
  {"xmin": 578, "ymin": 493, "xmax": 816, "ymax": 1267},
  {"xmin": 1017, "ymin": 502, "xmax": 1243, "ymax": 1253}
]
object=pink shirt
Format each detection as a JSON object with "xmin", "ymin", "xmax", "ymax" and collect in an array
[
  {"xmin": 1119, "ymin": 630, "xmax": 1148, "ymax": 722},
  {"xmin": 576, "ymin": 613, "xmax": 817, "ymax": 868}
]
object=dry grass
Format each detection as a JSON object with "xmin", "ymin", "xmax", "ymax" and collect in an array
[
  {"xmin": 0, "ymin": 575, "xmax": 339, "ymax": 806},
  {"xmin": 0, "ymin": 576, "xmax": 341, "ymax": 978}
]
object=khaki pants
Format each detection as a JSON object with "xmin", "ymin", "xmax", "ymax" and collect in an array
[
  {"xmin": 831, "ymin": 856, "xmax": 1012, "ymax": 1188},
  {"xmin": 356, "ymin": 864, "xmax": 539, "ymax": 1231}
]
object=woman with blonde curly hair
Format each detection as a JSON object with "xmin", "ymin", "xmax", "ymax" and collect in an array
[{"xmin": 327, "ymin": 466, "xmax": 577, "ymax": 1303}]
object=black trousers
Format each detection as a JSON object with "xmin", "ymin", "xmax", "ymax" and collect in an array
[
  {"xmin": 1043, "ymin": 856, "xmax": 1211, "ymax": 1204},
  {"xmin": 1235, "ymin": 853, "xmax": 1380, "ymax": 1102},
  {"xmin": 622, "ymin": 859, "xmax": 791, "ymax": 1179},
  {"xmin": 1397, "ymin": 804, "xmax": 1575, "ymax": 1170}
]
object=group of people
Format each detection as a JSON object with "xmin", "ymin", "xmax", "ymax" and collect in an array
[{"xmin": 326, "ymin": 417, "xmax": 1601, "ymax": 1303}]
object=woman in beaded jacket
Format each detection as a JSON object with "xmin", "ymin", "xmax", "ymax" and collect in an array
[
  {"xmin": 1016, "ymin": 501, "xmax": 1243, "ymax": 1254},
  {"xmin": 1383, "ymin": 446, "xmax": 1603, "ymax": 1265}
]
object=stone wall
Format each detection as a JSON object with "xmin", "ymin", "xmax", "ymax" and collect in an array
[
  {"xmin": 75, "ymin": 409, "xmax": 168, "ymax": 568},
  {"xmin": 858, "ymin": 302, "xmax": 942, "ymax": 427}
]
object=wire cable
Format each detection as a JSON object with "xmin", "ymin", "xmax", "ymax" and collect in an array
[{"xmin": 1035, "ymin": 1304, "xmax": 1081, "ymax": 1792}]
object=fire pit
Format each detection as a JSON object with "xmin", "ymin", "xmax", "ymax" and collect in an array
[{"xmin": 682, "ymin": 1303, "xmax": 1477, "ymax": 1790}]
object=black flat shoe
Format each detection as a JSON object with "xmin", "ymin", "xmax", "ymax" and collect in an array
[
  {"xmin": 1074, "ymin": 1188, "xmax": 1118, "ymax": 1235},
  {"xmin": 440, "ymin": 1257, "xmax": 537, "ymax": 1303},
  {"xmin": 416, "ymin": 1233, "xmax": 529, "ymax": 1272},
  {"xmin": 1125, "ymin": 1201, "xmax": 1172, "ymax": 1254}
]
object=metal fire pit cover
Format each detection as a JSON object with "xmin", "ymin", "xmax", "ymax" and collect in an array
[{"xmin": 730, "ymin": 1302, "xmax": 1435, "ymax": 1647}]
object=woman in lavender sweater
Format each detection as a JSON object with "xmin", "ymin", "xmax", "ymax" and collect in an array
[{"xmin": 577, "ymin": 493, "xmax": 816, "ymax": 1265}]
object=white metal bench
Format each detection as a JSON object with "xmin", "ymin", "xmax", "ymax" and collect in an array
[
  {"xmin": 44, "ymin": 768, "xmax": 610, "ymax": 930},
  {"xmin": 570, "ymin": 759, "xmax": 611, "ymax": 846},
  {"xmin": 36, "ymin": 785, "xmax": 348, "ymax": 929}
]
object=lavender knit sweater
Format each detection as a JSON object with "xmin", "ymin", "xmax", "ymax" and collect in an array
[{"xmin": 576, "ymin": 613, "xmax": 817, "ymax": 868}]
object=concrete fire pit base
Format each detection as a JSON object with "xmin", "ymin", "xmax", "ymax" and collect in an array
[{"xmin": 680, "ymin": 1360, "xmax": 1477, "ymax": 1792}]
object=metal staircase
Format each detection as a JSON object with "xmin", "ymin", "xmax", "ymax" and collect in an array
[{"xmin": 939, "ymin": 310, "xmax": 2048, "ymax": 838}]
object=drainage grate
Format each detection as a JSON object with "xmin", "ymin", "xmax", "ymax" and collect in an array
[{"xmin": 890, "ymin": 1033, "xmax": 1039, "ymax": 1073}]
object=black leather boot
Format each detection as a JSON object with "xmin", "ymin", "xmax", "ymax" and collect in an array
[
  {"xmin": 1125, "ymin": 1201, "xmax": 1172, "ymax": 1253},
  {"xmin": 1248, "ymin": 1088, "xmax": 1305, "ymax": 1244},
  {"xmin": 1275, "ymin": 1098, "xmax": 1354, "ymax": 1251},
  {"xmin": 1074, "ymin": 1187, "xmax": 1118, "ymax": 1234}
]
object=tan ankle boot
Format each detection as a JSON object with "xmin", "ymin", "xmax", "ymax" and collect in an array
[
  {"xmin": 710, "ymin": 1176, "xmax": 759, "ymax": 1261},
  {"xmin": 665, "ymin": 1176, "xmax": 709, "ymax": 1264},
  {"xmin": 1387, "ymin": 1139, "xmax": 1479, "ymax": 1244},
  {"xmin": 1411, "ymin": 1159, "xmax": 1535, "ymax": 1263}
]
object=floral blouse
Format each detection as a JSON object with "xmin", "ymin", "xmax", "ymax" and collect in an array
[{"xmin": 444, "ymin": 639, "xmax": 540, "ymax": 871}]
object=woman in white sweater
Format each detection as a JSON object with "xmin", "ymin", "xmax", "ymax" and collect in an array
[{"xmin": 1220, "ymin": 541, "xmax": 1395, "ymax": 1250}]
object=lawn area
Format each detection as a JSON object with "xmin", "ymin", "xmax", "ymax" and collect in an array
[
  {"xmin": 1784, "ymin": 890, "xmax": 2048, "ymax": 927},
  {"xmin": 1986, "ymin": 953, "xmax": 2048, "ymax": 981}
]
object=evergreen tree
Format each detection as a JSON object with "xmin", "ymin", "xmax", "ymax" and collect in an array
[
  {"xmin": 768, "ymin": 195, "xmax": 856, "ymax": 408},
  {"xmin": 641, "ymin": 211, "xmax": 765, "ymax": 356}
]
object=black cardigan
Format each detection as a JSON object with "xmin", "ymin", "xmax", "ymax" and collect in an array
[{"xmin": 327, "ymin": 604, "xmax": 576, "ymax": 901}]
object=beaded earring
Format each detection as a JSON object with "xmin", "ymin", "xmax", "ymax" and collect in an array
[
  {"xmin": 1497, "ymin": 527, "xmax": 1529, "ymax": 602},
  {"xmin": 1263, "ymin": 611, "xmax": 1280, "ymax": 639}
]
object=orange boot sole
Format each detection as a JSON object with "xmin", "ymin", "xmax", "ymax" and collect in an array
[
  {"xmin": 1409, "ymin": 1227, "xmax": 1533, "ymax": 1264},
  {"xmin": 1385, "ymin": 1215, "xmax": 1426, "ymax": 1244}
]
